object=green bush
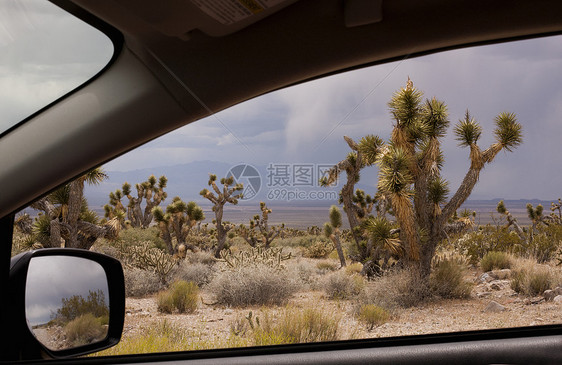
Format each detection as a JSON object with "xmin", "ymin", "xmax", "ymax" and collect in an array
[
  {"xmin": 118, "ymin": 227, "xmax": 167, "ymax": 250},
  {"xmin": 357, "ymin": 304, "xmax": 390, "ymax": 330},
  {"xmin": 455, "ymin": 227, "xmax": 521, "ymax": 264},
  {"xmin": 157, "ymin": 281, "xmax": 199, "ymax": 314},
  {"xmin": 430, "ymin": 258, "xmax": 472, "ymax": 299},
  {"xmin": 480, "ymin": 251, "xmax": 512, "ymax": 272},
  {"xmin": 64, "ymin": 313, "xmax": 107, "ymax": 347}
]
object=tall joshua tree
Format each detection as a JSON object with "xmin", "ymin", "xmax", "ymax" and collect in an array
[
  {"xmin": 238, "ymin": 201, "xmax": 284, "ymax": 249},
  {"xmin": 31, "ymin": 168, "xmax": 119, "ymax": 250},
  {"xmin": 106, "ymin": 175, "xmax": 168, "ymax": 228},
  {"xmin": 200, "ymin": 174, "xmax": 243, "ymax": 258},
  {"xmin": 327, "ymin": 79, "xmax": 523, "ymax": 278},
  {"xmin": 152, "ymin": 197, "xmax": 205, "ymax": 255},
  {"xmin": 379, "ymin": 79, "xmax": 522, "ymax": 276}
]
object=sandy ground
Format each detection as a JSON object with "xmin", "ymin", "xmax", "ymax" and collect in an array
[{"xmin": 122, "ymin": 271, "xmax": 562, "ymax": 345}]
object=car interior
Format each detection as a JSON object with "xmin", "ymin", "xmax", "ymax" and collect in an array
[{"xmin": 1, "ymin": 0, "xmax": 561, "ymax": 363}]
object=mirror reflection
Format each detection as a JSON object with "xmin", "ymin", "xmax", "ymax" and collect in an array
[{"xmin": 25, "ymin": 256, "xmax": 109, "ymax": 351}]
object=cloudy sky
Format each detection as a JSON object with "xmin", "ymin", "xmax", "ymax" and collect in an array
[{"xmin": 2, "ymin": 1, "xmax": 562, "ymax": 201}]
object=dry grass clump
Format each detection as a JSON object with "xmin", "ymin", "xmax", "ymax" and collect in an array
[
  {"xmin": 509, "ymin": 258, "xmax": 556, "ymax": 296},
  {"xmin": 316, "ymin": 260, "xmax": 339, "ymax": 273},
  {"xmin": 364, "ymin": 268, "xmax": 431, "ymax": 310},
  {"xmin": 157, "ymin": 280, "xmax": 199, "ymax": 314},
  {"xmin": 480, "ymin": 251, "xmax": 513, "ymax": 272},
  {"xmin": 231, "ymin": 306, "xmax": 342, "ymax": 346},
  {"xmin": 345, "ymin": 262, "xmax": 363, "ymax": 275},
  {"xmin": 430, "ymin": 257, "xmax": 473, "ymax": 299},
  {"xmin": 65, "ymin": 313, "xmax": 107, "ymax": 347},
  {"xmin": 209, "ymin": 264, "xmax": 297, "ymax": 307},
  {"xmin": 322, "ymin": 271, "xmax": 365, "ymax": 300},
  {"xmin": 357, "ymin": 304, "xmax": 390, "ymax": 331}
]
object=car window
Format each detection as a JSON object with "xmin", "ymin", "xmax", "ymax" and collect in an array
[
  {"xmin": 0, "ymin": 0, "xmax": 113, "ymax": 135},
  {"xmin": 11, "ymin": 34, "xmax": 562, "ymax": 356}
]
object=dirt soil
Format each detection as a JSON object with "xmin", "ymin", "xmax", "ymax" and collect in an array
[{"xmin": 122, "ymin": 269, "xmax": 562, "ymax": 345}]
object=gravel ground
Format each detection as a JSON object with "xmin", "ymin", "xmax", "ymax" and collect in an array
[{"xmin": 122, "ymin": 272, "xmax": 562, "ymax": 346}]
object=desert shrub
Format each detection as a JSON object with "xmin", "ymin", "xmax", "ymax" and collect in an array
[
  {"xmin": 316, "ymin": 260, "xmax": 339, "ymax": 273},
  {"xmin": 124, "ymin": 267, "xmax": 165, "ymax": 297},
  {"xmin": 302, "ymin": 240, "xmax": 334, "ymax": 259},
  {"xmin": 365, "ymin": 268, "xmax": 431, "ymax": 309},
  {"xmin": 186, "ymin": 250, "xmax": 217, "ymax": 266},
  {"xmin": 357, "ymin": 304, "xmax": 390, "ymax": 330},
  {"xmin": 220, "ymin": 247, "xmax": 292, "ymax": 270},
  {"xmin": 455, "ymin": 227, "xmax": 520, "ymax": 264},
  {"xmin": 157, "ymin": 280, "xmax": 199, "ymax": 314},
  {"xmin": 209, "ymin": 264, "xmax": 297, "ymax": 307},
  {"xmin": 247, "ymin": 307, "xmax": 341, "ymax": 345},
  {"xmin": 523, "ymin": 225, "xmax": 562, "ymax": 263},
  {"xmin": 430, "ymin": 257, "xmax": 472, "ymax": 299},
  {"xmin": 344, "ymin": 262, "xmax": 363, "ymax": 276},
  {"xmin": 322, "ymin": 271, "xmax": 365, "ymax": 299},
  {"xmin": 287, "ymin": 260, "xmax": 321, "ymax": 290},
  {"xmin": 65, "ymin": 313, "xmax": 107, "ymax": 347},
  {"xmin": 480, "ymin": 251, "xmax": 512, "ymax": 272},
  {"xmin": 118, "ymin": 227, "xmax": 166, "ymax": 250},
  {"xmin": 172, "ymin": 262, "xmax": 214, "ymax": 287},
  {"xmin": 510, "ymin": 259, "xmax": 554, "ymax": 296}
]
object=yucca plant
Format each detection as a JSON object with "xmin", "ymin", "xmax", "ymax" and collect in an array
[
  {"xmin": 106, "ymin": 175, "xmax": 168, "ymax": 229},
  {"xmin": 29, "ymin": 167, "xmax": 119, "ymax": 249},
  {"xmin": 324, "ymin": 79, "xmax": 523, "ymax": 279},
  {"xmin": 238, "ymin": 201, "xmax": 284, "ymax": 249},
  {"xmin": 323, "ymin": 205, "xmax": 346, "ymax": 267},
  {"xmin": 152, "ymin": 197, "xmax": 205, "ymax": 255},
  {"xmin": 200, "ymin": 174, "xmax": 243, "ymax": 258}
]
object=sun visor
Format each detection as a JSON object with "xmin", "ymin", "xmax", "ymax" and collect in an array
[{"xmin": 117, "ymin": 0, "xmax": 300, "ymax": 38}]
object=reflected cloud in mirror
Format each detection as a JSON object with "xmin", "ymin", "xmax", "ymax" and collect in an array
[{"xmin": 25, "ymin": 256, "xmax": 109, "ymax": 351}]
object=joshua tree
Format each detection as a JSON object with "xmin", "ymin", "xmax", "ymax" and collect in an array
[
  {"xmin": 323, "ymin": 205, "xmax": 346, "ymax": 267},
  {"xmin": 106, "ymin": 175, "xmax": 168, "ymax": 228},
  {"xmin": 238, "ymin": 201, "xmax": 284, "ymax": 249},
  {"xmin": 31, "ymin": 168, "xmax": 119, "ymax": 250},
  {"xmin": 496, "ymin": 200, "xmax": 527, "ymax": 243},
  {"xmin": 326, "ymin": 79, "xmax": 522, "ymax": 278},
  {"xmin": 152, "ymin": 197, "xmax": 205, "ymax": 255},
  {"xmin": 200, "ymin": 174, "xmax": 243, "ymax": 258}
]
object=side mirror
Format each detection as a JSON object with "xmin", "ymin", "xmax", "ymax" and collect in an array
[{"xmin": 7, "ymin": 249, "xmax": 124, "ymax": 360}]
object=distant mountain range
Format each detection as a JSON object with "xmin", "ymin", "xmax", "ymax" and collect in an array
[{"xmin": 83, "ymin": 160, "xmax": 555, "ymax": 226}]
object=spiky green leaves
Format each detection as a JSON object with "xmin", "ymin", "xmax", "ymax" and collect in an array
[
  {"xmin": 152, "ymin": 206, "xmax": 167, "ymax": 222},
  {"xmin": 362, "ymin": 216, "xmax": 402, "ymax": 255},
  {"xmin": 358, "ymin": 134, "xmax": 385, "ymax": 165},
  {"xmin": 496, "ymin": 200, "xmax": 507, "ymax": 215},
  {"xmin": 377, "ymin": 146, "xmax": 413, "ymax": 197},
  {"xmin": 422, "ymin": 98, "xmax": 450, "ymax": 139},
  {"xmin": 494, "ymin": 112, "xmax": 523, "ymax": 152},
  {"xmin": 428, "ymin": 177, "xmax": 449, "ymax": 205},
  {"xmin": 526, "ymin": 203, "xmax": 543, "ymax": 221},
  {"xmin": 389, "ymin": 86, "xmax": 423, "ymax": 128},
  {"xmin": 323, "ymin": 222, "xmax": 333, "ymax": 238},
  {"xmin": 328, "ymin": 205, "xmax": 342, "ymax": 228},
  {"xmin": 454, "ymin": 111, "xmax": 482, "ymax": 147}
]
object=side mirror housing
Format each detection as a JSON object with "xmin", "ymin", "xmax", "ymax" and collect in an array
[{"xmin": 7, "ymin": 248, "xmax": 124, "ymax": 360}]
